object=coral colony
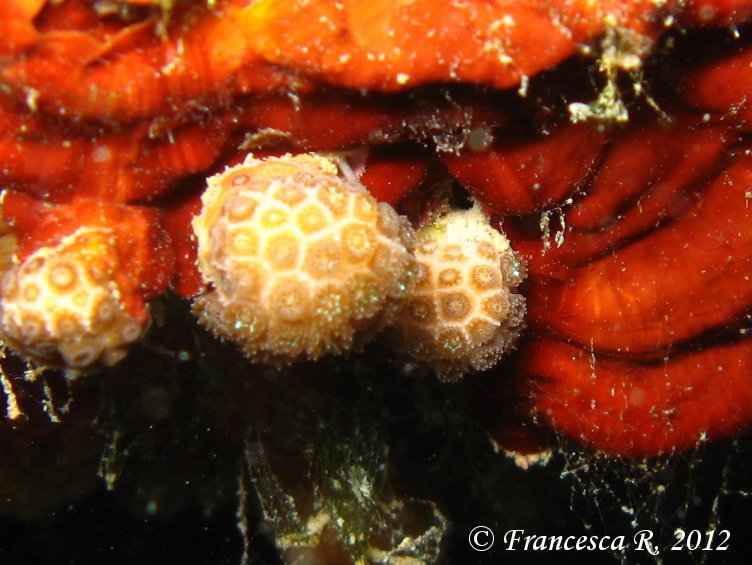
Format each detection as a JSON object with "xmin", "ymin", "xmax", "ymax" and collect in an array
[
  {"xmin": 0, "ymin": 152, "xmax": 526, "ymax": 378},
  {"xmin": 191, "ymin": 153, "xmax": 418, "ymax": 365},
  {"xmin": 390, "ymin": 205, "xmax": 525, "ymax": 381}
]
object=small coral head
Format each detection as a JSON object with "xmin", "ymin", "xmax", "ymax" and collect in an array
[
  {"xmin": 391, "ymin": 205, "xmax": 526, "ymax": 381},
  {"xmin": 0, "ymin": 227, "xmax": 147, "ymax": 369},
  {"xmin": 192, "ymin": 153, "xmax": 416, "ymax": 364},
  {"xmin": 0, "ymin": 195, "xmax": 175, "ymax": 370}
]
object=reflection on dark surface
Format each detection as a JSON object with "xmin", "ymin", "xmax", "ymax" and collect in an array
[{"xmin": 0, "ymin": 294, "xmax": 751, "ymax": 564}]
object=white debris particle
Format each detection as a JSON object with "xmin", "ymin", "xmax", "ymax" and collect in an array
[
  {"xmin": 0, "ymin": 363, "xmax": 21, "ymax": 420},
  {"xmin": 518, "ymin": 74, "xmax": 529, "ymax": 97},
  {"xmin": 396, "ymin": 73, "xmax": 410, "ymax": 85},
  {"xmin": 92, "ymin": 145, "xmax": 113, "ymax": 163},
  {"xmin": 25, "ymin": 88, "xmax": 40, "ymax": 112}
]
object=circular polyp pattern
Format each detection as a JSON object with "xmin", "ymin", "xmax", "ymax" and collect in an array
[
  {"xmin": 390, "ymin": 205, "xmax": 526, "ymax": 381},
  {"xmin": 192, "ymin": 153, "xmax": 416, "ymax": 365},
  {"xmin": 0, "ymin": 227, "xmax": 148, "ymax": 370}
]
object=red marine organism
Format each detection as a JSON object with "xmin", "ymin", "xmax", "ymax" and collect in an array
[
  {"xmin": 0, "ymin": 0, "xmax": 751, "ymax": 458},
  {"xmin": 459, "ymin": 113, "xmax": 752, "ymax": 456}
]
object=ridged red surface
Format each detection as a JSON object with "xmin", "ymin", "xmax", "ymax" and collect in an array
[{"xmin": 471, "ymin": 116, "xmax": 752, "ymax": 456}]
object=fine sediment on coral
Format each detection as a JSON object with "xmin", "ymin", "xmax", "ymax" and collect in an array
[
  {"xmin": 0, "ymin": 226, "xmax": 149, "ymax": 369},
  {"xmin": 390, "ymin": 205, "xmax": 526, "ymax": 381},
  {"xmin": 192, "ymin": 153, "xmax": 416, "ymax": 365}
]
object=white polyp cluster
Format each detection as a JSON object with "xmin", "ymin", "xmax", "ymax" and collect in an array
[
  {"xmin": 0, "ymin": 227, "xmax": 148, "ymax": 369},
  {"xmin": 192, "ymin": 153, "xmax": 416, "ymax": 364},
  {"xmin": 391, "ymin": 205, "xmax": 526, "ymax": 381}
]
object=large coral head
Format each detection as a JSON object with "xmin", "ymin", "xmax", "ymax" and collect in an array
[{"xmin": 192, "ymin": 153, "xmax": 416, "ymax": 364}]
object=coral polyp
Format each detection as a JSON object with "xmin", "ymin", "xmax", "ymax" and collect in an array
[
  {"xmin": 0, "ymin": 227, "xmax": 147, "ymax": 369},
  {"xmin": 192, "ymin": 153, "xmax": 416, "ymax": 364},
  {"xmin": 392, "ymin": 205, "xmax": 525, "ymax": 381}
]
